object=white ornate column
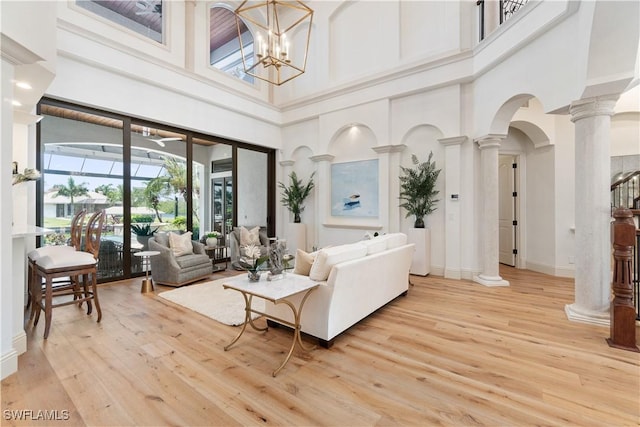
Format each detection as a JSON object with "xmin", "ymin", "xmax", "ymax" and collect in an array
[
  {"xmin": 474, "ymin": 135, "xmax": 509, "ymax": 287},
  {"xmin": 372, "ymin": 145, "xmax": 405, "ymax": 232},
  {"xmin": 565, "ymin": 95, "xmax": 618, "ymax": 326},
  {"xmin": 439, "ymin": 136, "xmax": 468, "ymax": 279},
  {"xmin": 310, "ymin": 154, "xmax": 334, "ymax": 248}
]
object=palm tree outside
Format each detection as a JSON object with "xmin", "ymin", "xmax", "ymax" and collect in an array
[{"xmin": 54, "ymin": 177, "xmax": 89, "ymax": 216}]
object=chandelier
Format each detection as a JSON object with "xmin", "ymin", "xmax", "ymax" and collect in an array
[{"xmin": 234, "ymin": 0, "xmax": 313, "ymax": 86}]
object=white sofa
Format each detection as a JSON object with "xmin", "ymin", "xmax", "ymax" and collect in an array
[{"xmin": 264, "ymin": 233, "xmax": 415, "ymax": 347}]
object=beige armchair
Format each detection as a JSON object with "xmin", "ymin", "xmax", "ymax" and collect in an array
[
  {"xmin": 229, "ymin": 226, "xmax": 269, "ymax": 270},
  {"xmin": 148, "ymin": 233, "xmax": 212, "ymax": 287}
]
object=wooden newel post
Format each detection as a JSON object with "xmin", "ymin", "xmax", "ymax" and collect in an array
[{"xmin": 607, "ymin": 207, "xmax": 639, "ymax": 352}]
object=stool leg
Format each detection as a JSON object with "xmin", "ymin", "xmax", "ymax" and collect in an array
[
  {"xmin": 32, "ymin": 270, "xmax": 43, "ymax": 326},
  {"xmin": 91, "ymin": 271, "xmax": 102, "ymax": 323},
  {"xmin": 43, "ymin": 277, "xmax": 53, "ymax": 339},
  {"xmin": 82, "ymin": 273, "xmax": 93, "ymax": 315}
]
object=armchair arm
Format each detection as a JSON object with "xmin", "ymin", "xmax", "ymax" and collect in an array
[
  {"xmin": 149, "ymin": 239, "xmax": 180, "ymax": 271},
  {"xmin": 192, "ymin": 240, "xmax": 205, "ymax": 255}
]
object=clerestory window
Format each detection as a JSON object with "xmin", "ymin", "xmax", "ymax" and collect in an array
[{"xmin": 210, "ymin": 6, "xmax": 254, "ymax": 84}]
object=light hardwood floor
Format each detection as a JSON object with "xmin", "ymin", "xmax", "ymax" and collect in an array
[{"xmin": 2, "ymin": 267, "xmax": 639, "ymax": 426}]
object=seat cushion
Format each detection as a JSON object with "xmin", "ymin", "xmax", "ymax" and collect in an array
[
  {"xmin": 28, "ymin": 245, "xmax": 75, "ymax": 261},
  {"xmin": 37, "ymin": 251, "xmax": 97, "ymax": 270},
  {"xmin": 175, "ymin": 253, "xmax": 211, "ymax": 269}
]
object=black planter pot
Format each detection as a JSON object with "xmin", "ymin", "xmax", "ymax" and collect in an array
[
  {"xmin": 294, "ymin": 213, "xmax": 301, "ymax": 223},
  {"xmin": 414, "ymin": 217, "xmax": 425, "ymax": 229}
]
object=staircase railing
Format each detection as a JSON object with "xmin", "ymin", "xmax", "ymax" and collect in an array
[
  {"xmin": 611, "ymin": 170, "xmax": 640, "ymax": 321},
  {"xmin": 477, "ymin": 0, "xmax": 530, "ymax": 41}
]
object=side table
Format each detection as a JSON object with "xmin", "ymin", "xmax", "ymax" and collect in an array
[
  {"xmin": 204, "ymin": 245, "xmax": 227, "ymax": 272},
  {"xmin": 133, "ymin": 250, "xmax": 160, "ymax": 293}
]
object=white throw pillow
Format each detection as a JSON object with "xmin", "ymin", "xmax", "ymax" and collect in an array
[
  {"xmin": 169, "ymin": 232, "xmax": 193, "ymax": 257},
  {"xmin": 240, "ymin": 226, "xmax": 261, "ymax": 246},
  {"xmin": 309, "ymin": 243, "xmax": 368, "ymax": 281}
]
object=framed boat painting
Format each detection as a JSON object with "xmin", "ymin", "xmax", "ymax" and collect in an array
[{"xmin": 331, "ymin": 159, "xmax": 379, "ymax": 218}]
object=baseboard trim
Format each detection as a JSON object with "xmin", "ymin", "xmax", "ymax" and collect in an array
[
  {"xmin": 526, "ymin": 261, "xmax": 575, "ymax": 278},
  {"xmin": 1, "ymin": 349, "xmax": 18, "ymax": 380},
  {"xmin": 13, "ymin": 331, "xmax": 26, "ymax": 355}
]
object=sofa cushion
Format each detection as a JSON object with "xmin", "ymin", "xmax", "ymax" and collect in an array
[
  {"xmin": 175, "ymin": 253, "xmax": 210, "ymax": 269},
  {"xmin": 169, "ymin": 232, "xmax": 193, "ymax": 257},
  {"xmin": 361, "ymin": 237, "xmax": 387, "ymax": 255},
  {"xmin": 239, "ymin": 226, "xmax": 261, "ymax": 246},
  {"xmin": 378, "ymin": 232, "xmax": 407, "ymax": 249},
  {"xmin": 293, "ymin": 249, "xmax": 317, "ymax": 276},
  {"xmin": 309, "ymin": 243, "xmax": 368, "ymax": 281}
]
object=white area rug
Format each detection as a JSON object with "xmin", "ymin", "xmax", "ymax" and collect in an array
[{"xmin": 158, "ymin": 276, "xmax": 264, "ymax": 326}]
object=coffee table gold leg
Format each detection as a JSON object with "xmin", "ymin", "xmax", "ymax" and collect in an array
[
  {"xmin": 272, "ymin": 288, "xmax": 316, "ymax": 376},
  {"xmin": 224, "ymin": 293, "xmax": 251, "ymax": 351}
]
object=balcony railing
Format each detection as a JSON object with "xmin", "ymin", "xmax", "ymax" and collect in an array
[{"xmin": 477, "ymin": 0, "xmax": 530, "ymax": 41}]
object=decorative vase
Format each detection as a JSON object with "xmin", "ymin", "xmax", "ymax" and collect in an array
[
  {"xmin": 247, "ymin": 269, "xmax": 260, "ymax": 282},
  {"xmin": 206, "ymin": 237, "xmax": 218, "ymax": 247}
]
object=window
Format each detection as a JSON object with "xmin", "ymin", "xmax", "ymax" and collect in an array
[
  {"xmin": 210, "ymin": 6, "xmax": 254, "ymax": 83},
  {"xmin": 76, "ymin": 0, "xmax": 164, "ymax": 43}
]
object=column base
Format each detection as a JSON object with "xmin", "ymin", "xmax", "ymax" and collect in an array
[
  {"xmin": 473, "ymin": 274, "xmax": 509, "ymax": 287},
  {"xmin": 564, "ymin": 303, "xmax": 609, "ymax": 326}
]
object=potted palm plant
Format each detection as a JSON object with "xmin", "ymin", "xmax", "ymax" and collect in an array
[
  {"xmin": 278, "ymin": 171, "xmax": 315, "ymax": 253},
  {"xmin": 398, "ymin": 152, "xmax": 441, "ymax": 276},
  {"xmin": 278, "ymin": 171, "xmax": 315, "ymax": 223},
  {"xmin": 399, "ymin": 152, "xmax": 441, "ymax": 228}
]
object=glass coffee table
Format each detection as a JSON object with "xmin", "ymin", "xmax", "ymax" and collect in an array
[{"xmin": 222, "ymin": 273, "xmax": 319, "ymax": 377}]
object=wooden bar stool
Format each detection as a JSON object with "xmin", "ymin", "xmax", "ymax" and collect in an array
[
  {"xmin": 27, "ymin": 209, "xmax": 86, "ymax": 314},
  {"xmin": 32, "ymin": 210, "xmax": 105, "ymax": 338}
]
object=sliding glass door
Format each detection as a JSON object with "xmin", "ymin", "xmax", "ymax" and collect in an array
[
  {"xmin": 39, "ymin": 103, "xmax": 125, "ymax": 281},
  {"xmin": 37, "ymin": 99, "xmax": 275, "ymax": 282}
]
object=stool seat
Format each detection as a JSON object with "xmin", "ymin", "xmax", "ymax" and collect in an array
[
  {"xmin": 36, "ymin": 251, "xmax": 97, "ymax": 270},
  {"xmin": 28, "ymin": 245, "xmax": 76, "ymax": 262}
]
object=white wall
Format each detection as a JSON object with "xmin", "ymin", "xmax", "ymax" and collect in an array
[{"xmin": 237, "ymin": 148, "xmax": 268, "ymax": 227}]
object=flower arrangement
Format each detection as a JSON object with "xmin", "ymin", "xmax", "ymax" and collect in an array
[
  {"xmin": 13, "ymin": 168, "xmax": 41, "ymax": 186},
  {"xmin": 206, "ymin": 231, "xmax": 221, "ymax": 239},
  {"xmin": 238, "ymin": 244, "xmax": 268, "ymax": 281}
]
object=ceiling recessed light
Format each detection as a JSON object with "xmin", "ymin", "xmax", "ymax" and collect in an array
[{"xmin": 15, "ymin": 81, "xmax": 32, "ymax": 90}]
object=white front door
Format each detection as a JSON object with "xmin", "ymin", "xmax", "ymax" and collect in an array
[{"xmin": 499, "ymin": 155, "xmax": 516, "ymax": 266}]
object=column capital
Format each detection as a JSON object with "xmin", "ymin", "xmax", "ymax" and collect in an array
[
  {"xmin": 475, "ymin": 134, "xmax": 506, "ymax": 150},
  {"xmin": 279, "ymin": 160, "xmax": 295, "ymax": 167},
  {"xmin": 309, "ymin": 154, "xmax": 334, "ymax": 163},
  {"xmin": 439, "ymin": 136, "xmax": 468, "ymax": 147},
  {"xmin": 372, "ymin": 144, "xmax": 406, "ymax": 154},
  {"xmin": 569, "ymin": 95, "xmax": 619, "ymax": 122}
]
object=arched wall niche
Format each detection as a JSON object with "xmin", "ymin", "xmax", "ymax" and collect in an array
[{"xmin": 327, "ymin": 124, "xmax": 377, "ymax": 162}]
